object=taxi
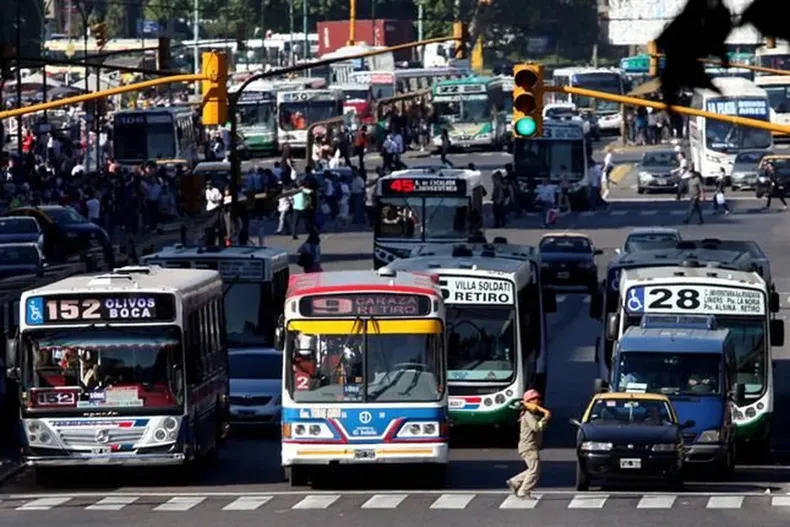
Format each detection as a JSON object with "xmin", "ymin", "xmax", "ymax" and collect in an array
[{"xmin": 570, "ymin": 392, "xmax": 694, "ymax": 491}]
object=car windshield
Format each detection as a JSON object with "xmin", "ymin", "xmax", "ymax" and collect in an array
[
  {"xmin": 224, "ymin": 283, "xmax": 270, "ymax": 348},
  {"xmin": 616, "ymin": 352, "xmax": 723, "ymax": 396},
  {"xmin": 587, "ymin": 398, "xmax": 676, "ymax": 425},
  {"xmin": 540, "ymin": 237, "xmax": 591, "ymax": 253},
  {"xmin": 46, "ymin": 207, "xmax": 89, "ymax": 225},
  {"xmin": 0, "ymin": 219, "xmax": 37, "ymax": 234},
  {"xmin": 229, "ymin": 352, "xmax": 282, "ymax": 380},
  {"xmin": 447, "ymin": 306, "xmax": 516, "ymax": 382},
  {"xmin": 545, "ymin": 107, "xmax": 578, "ymax": 119},
  {"xmin": 286, "ymin": 320, "xmax": 444, "ymax": 403},
  {"xmin": 0, "ymin": 246, "xmax": 39, "ymax": 265},
  {"xmin": 624, "ymin": 234, "xmax": 679, "ymax": 253},
  {"xmin": 23, "ymin": 327, "xmax": 184, "ymax": 413},
  {"xmin": 734, "ymin": 152, "xmax": 766, "ymax": 165},
  {"xmin": 642, "ymin": 153, "xmax": 679, "ymax": 167},
  {"xmin": 375, "ymin": 197, "xmax": 470, "ymax": 240}
]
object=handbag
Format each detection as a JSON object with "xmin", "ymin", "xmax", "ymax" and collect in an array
[{"xmin": 715, "ymin": 192, "xmax": 725, "ymax": 205}]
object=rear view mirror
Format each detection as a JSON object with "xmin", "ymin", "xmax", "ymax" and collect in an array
[
  {"xmin": 593, "ymin": 378, "xmax": 608, "ymax": 393},
  {"xmin": 733, "ymin": 384, "xmax": 746, "ymax": 405},
  {"xmin": 680, "ymin": 420, "xmax": 695, "ymax": 430},
  {"xmin": 594, "ymin": 249, "xmax": 603, "ymax": 256},
  {"xmin": 274, "ymin": 315, "xmax": 285, "ymax": 351},
  {"xmin": 589, "ymin": 290, "xmax": 603, "ymax": 320},
  {"xmin": 770, "ymin": 291, "xmax": 780, "ymax": 313},
  {"xmin": 569, "ymin": 418, "xmax": 582, "ymax": 428},
  {"xmin": 5, "ymin": 338, "xmax": 18, "ymax": 379},
  {"xmin": 771, "ymin": 319, "xmax": 785, "ymax": 348},
  {"xmin": 605, "ymin": 312, "xmax": 619, "ymax": 341},
  {"xmin": 542, "ymin": 289, "xmax": 557, "ymax": 313}
]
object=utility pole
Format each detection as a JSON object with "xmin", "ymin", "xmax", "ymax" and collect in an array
[
  {"xmin": 193, "ymin": 0, "xmax": 199, "ymax": 96},
  {"xmin": 348, "ymin": 0, "xmax": 356, "ymax": 44},
  {"xmin": 15, "ymin": 0, "xmax": 23, "ymax": 156},
  {"xmin": 302, "ymin": 0, "xmax": 308, "ymax": 61},
  {"xmin": 288, "ymin": 0, "xmax": 294, "ymax": 65},
  {"xmin": 417, "ymin": 2, "xmax": 423, "ymax": 62}
]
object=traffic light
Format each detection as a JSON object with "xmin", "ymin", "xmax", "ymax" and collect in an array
[
  {"xmin": 453, "ymin": 22, "xmax": 467, "ymax": 59},
  {"xmin": 512, "ymin": 63, "xmax": 544, "ymax": 138},
  {"xmin": 201, "ymin": 51, "xmax": 228, "ymax": 126},
  {"xmin": 157, "ymin": 37, "xmax": 171, "ymax": 70},
  {"xmin": 647, "ymin": 40, "xmax": 659, "ymax": 77},
  {"xmin": 91, "ymin": 23, "xmax": 108, "ymax": 49}
]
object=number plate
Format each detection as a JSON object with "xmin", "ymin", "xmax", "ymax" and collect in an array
[
  {"xmin": 619, "ymin": 458, "xmax": 641, "ymax": 469},
  {"xmin": 557, "ymin": 272, "xmax": 570, "ymax": 279},
  {"xmin": 354, "ymin": 449, "xmax": 376, "ymax": 460},
  {"xmin": 91, "ymin": 446, "xmax": 111, "ymax": 455}
]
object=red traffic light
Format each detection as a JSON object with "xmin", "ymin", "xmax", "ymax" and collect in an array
[
  {"xmin": 513, "ymin": 65, "xmax": 542, "ymax": 114},
  {"xmin": 514, "ymin": 68, "xmax": 539, "ymax": 88},
  {"xmin": 515, "ymin": 93, "xmax": 537, "ymax": 114}
]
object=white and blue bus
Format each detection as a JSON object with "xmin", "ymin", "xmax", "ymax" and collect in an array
[{"xmin": 275, "ymin": 269, "xmax": 448, "ymax": 487}]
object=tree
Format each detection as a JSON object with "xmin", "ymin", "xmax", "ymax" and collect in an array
[{"xmin": 103, "ymin": 1, "xmax": 130, "ymax": 38}]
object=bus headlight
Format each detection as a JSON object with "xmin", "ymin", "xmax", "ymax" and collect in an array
[
  {"xmin": 143, "ymin": 416, "xmax": 182, "ymax": 445},
  {"xmin": 495, "ymin": 394, "xmax": 506, "ymax": 405},
  {"xmin": 25, "ymin": 420, "xmax": 63, "ymax": 449},
  {"xmin": 651, "ymin": 443, "xmax": 677, "ymax": 452},
  {"xmin": 396, "ymin": 421, "xmax": 441, "ymax": 439},
  {"xmin": 287, "ymin": 422, "xmax": 334, "ymax": 440},
  {"xmin": 745, "ymin": 407, "xmax": 757, "ymax": 418},
  {"xmin": 697, "ymin": 430, "xmax": 721, "ymax": 443}
]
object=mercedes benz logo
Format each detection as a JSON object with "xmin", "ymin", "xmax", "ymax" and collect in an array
[
  {"xmin": 359, "ymin": 411, "xmax": 372, "ymax": 424},
  {"xmin": 95, "ymin": 429, "xmax": 110, "ymax": 444}
]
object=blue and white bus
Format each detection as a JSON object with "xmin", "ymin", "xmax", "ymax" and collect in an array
[{"xmin": 275, "ymin": 268, "xmax": 448, "ymax": 487}]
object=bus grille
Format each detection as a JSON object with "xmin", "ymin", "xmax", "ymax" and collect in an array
[{"xmin": 58, "ymin": 428, "xmax": 146, "ymax": 448}]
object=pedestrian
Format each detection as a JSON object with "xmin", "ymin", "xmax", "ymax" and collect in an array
[
  {"xmin": 507, "ymin": 389, "xmax": 551, "ymax": 498},
  {"xmin": 712, "ymin": 168, "xmax": 731, "ymax": 215},
  {"xmin": 682, "ymin": 169, "xmax": 705, "ymax": 225},
  {"xmin": 439, "ymin": 128, "xmax": 452, "ymax": 166},
  {"xmin": 672, "ymin": 148, "xmax": 689, "ymax": 201},
  {"xmin": 763, "ymin": 161, "xmax": 788, "ymax": 211},
  {"xmin": 296, "ymin": 231, "xmax": 322, "ymax": 273},
  {"xmin": 491, "ymin": 171, "xmax": 508, "ymax": 228}
]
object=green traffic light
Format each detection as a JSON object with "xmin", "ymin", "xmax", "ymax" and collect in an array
[{"xmin": 515, "ymin": 117, "xmax": 537, "ymax": 137}]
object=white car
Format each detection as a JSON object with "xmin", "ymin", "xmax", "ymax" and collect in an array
[
  {"xmin": 616, "ymin": 227, "xmax": 682, "ymax": 255},
  {"xmin": 228, "ymin": 348, "xmax": 283, "ymax": 427}
]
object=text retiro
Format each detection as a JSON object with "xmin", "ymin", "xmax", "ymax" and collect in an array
[{"xmin": 447, "ymin": 279, "xmax": 513, "ymax": 304}]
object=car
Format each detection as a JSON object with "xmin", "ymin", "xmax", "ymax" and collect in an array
[
  {"xmin": 228, "ymin": 348, "xmax": 283, "ymax": 427},
  {"xmin": 616, "ymin": 227, "xmax": 682, "ymax": 255},
  {"xmin": 636, "ymin": 150, "xmax": 680, "ymax": 194},
  {"xmin": 0, "ymin": 216, "xmax": 44, "ymax": 251},
  {"xmin": 729, "ymin": 150, "xmax": 767, "ymax": 191},
  {"xmin": 755, "ymin": 155, "xmax": 790, "ymax": 199},
  {"xmin": 1, "ymin": 205, "xmax": 112, "ymax": 265},
  {"xmin": 570, "ymin": 392, "xmax": 693, "ymax": 491},
  {"xmin": 539, "ymin": 232, "xmax": 601, "ymax": 293},
  {"xmin": 0, "ymin": 242, "xmax": 47, "ymax": 280}
]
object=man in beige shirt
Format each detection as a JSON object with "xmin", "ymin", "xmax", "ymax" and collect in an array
[{"xmin": 507, "ymin": 389, "xmax": 551, "ymax": 498}]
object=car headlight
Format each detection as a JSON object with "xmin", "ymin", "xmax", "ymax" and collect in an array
[
  {"xmin": 580, "ymin": 441, "xmax": 612, "ymax": 451},
  {"xmin": 639, "ymin": 172, "xmax": 652, "ymax": 179},
  {"xmin": 697, "ymin": 430, "xmax": 721, "ymax": 443},
  {"xmin": 651, "ymin": 443, "xmax": 677, "ymax": 452},
  {"xmin": 395, "ymin": 421, "xmax": 441, "ymax": 439},
  {"xmin": 283, "ymin": 421, "xmax": 334, "ymax": 440}
]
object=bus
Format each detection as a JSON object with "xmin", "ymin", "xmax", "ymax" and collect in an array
[
  {"xmin": 348, "ymin": 67, "xmax": 467, "ymax": 100},
  {"xmin": 597, "ymin": 257, "xmax": 783, "ymax": 453},
  {"xmin": 276, "ymin": 89, "xmax": 344, "ymax": 149},
  {"xmin": 10, "ymin": 265, "xmax": 229, "ymax": 471},
  {"xmin": 385, "ymin": 246, "xmax": 550, "ymax": 427},
  {"xmin": 275, "ymin": 269, "xmax": 448, "ymax": 487},
  {"xmin": 755, "ymin": 41, "xmax": 790, "ymax": 77},
  {"xmin": 373, "ymin": 168, "xmax": 485, "ymax": 268},
  {"xmin": 112, "ymin": 107, "xmax": 199, "ymax": 169},
  {"xmin": 689, "ymin": 77, "xmax": 773, "ymax": 182},
  {"xmin": 550, "ymin": 67, "xmax": 625, "ymax": 134},
  {"xmin": 512, "ymin": 120, "xmax": 589, "ymax": 193},
  {"xmin": 488, "ymin": 76, "xmax": 514, "ymax": 148},
  {"xmin": 431, "ymin": 76, "xmax": 496, "ymax": 150},
  {"xmin": 331, "ymin": 83, "xmax": 375, "ymax": 124},
  {"xmin": 755, "ymin": 75, "xmax": 790, "ymax": 139}
]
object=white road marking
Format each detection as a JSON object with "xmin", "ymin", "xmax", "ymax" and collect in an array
[
  {"xmin": 556, "ymin": 295, "xmax": 567, "ymax": 303},
  {"xmin": 292, "ymin": 495, "xmax": 340, "ymax": 509},
  {"xmin": 499, "ymin": 494, "xmax": 540, "ymax": 508},
  {"xmin": 580, "ymin": 211, "xmax": 597, "ymax": 216},
  {"xmin": 222, "ymin": 496, "xmax": 273, "ymax": 511},
  {"xmin": 429, "ymin": 493, "xmax": 476, "ymax": 509},
  {"xmin": 17, "ymin": 497, "xmax": 72, "ymax": 511},
  {"xmin": 568, "ymin": 495, "xmax": 608, "ymax": 508},
  {"xmin": 153, "ymin": 497, "xmax": 206, "ymax": 511},
  {"xmin": 771, "ymin": 497, "xmax": 790, "ymax": 506},
  {"xmin": 670, "ymin": 210, "xmax": 687, "ymax": 215},
  {"xmin": 86, "ymin": 496, "xmax": 139, "ymax": 511},
  {"xmin": 361, "ymin": 494, "xmax": 407, "ymax": 509},
  {"xmin": 706, "ymin": 496, "xmax": 743, "ymax": 509},
  {"xmin": 637, "ymin": 495, "xmax": 677, "ymax": 509},
  {"xmin": 611, "ymin": 210, "xmax": 628, "ymax": 216},
  {"xmin": 639, "ymin": 210, "xmax": 658, "ymax": 216}
]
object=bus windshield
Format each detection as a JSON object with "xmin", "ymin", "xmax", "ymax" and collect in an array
[
  {"xmin": 763, "ymin": 85, "xmax": 790, "ymax": 112},
  {"xmin": 238, "ymin": 101, "xmax": 276, "ymax": 128},
  {"xmin": 376, "ymin": 197, "xmax": 470, "ymax": 240},
  {"xmin": 23, "ymin": 327, "xmax": 184, "ymax": 413},
  {"xmin": 572, "ymin": 73, "xmax": 622, "ymax": 113},
  {"xmin": 114, "ymin": 122, "xmax": 176, "ymax": 161},
  {"xmin": 434, "ymin": 98, "xmax": 489, "ymax": 124},
  {"xmin": 513, "ymin": 138, "xmax": 586, "ymax": 182},
  {"xmin": 616, "ymin": 352, "xmax": 723, "ymax": 396},
  {"xmin": 705, "ymin": 121, "xmax": 772, "ymax": 152},
  {"xmin": 278, "ymin": 99, "xmax": 338, "ymax": 131},
  {"xmin": 447, "ymin": 306, "xmax": 516, "ymax": 382},
  {"xmin": 286, "ymin": 321, "xmax": 444, "ymax": 403},
  {"xmin": 371, "ymin": 83, "xmax": 395, "ymax": 99}
]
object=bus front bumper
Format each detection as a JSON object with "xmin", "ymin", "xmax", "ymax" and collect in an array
[
  {"xmin": 25, "ymin": 453, "xmax": 186, "ymax": 467},
  {"xmin": 282, "ymin": 442, "xmax": 448, "ymax": 465}
]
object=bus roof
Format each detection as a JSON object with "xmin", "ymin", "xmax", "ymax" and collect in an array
[
  {"xmin": 113, "ymin": 107, "xmax": 193, "ymax": 117},
  {"xmin": 698, "ymin": 77, "xmax": 767, "ymax": 98},
  {"xmin": 755, "ymin": 75, "xmax": 790, "ymax": 86},
  {"xmin": 384, "ymin": 254, "xmax": 531, "ymax": 280},
  {"xmin": 21, "ymin": 265, "xmax": 220, "ymax": 297},
  {"xmin": 553, "ymin": 67, "xmax": 623, "ymax": 76},
  {"xmin": 410, "ymin": 241, "xmax": 538, "ymax": 262},
  {"xmin": 621, "ymin": 264, "xmax": 765, "ymax": 288},
  {"xmin": 141, "ymin": 245, "xmax": 290, "ymax": 278},
  {"xmin": 286, "ymin": 269, "xmax": 442, "ymax": 298},
  {"xmin": 620, "ymin": 327, "xmax": 730, "ymax": 353},
  {"xmin": 434, "ymin": 76, "xmax": 493, "ymax": 86}
]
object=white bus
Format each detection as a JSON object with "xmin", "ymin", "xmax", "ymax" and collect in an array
[
  {"xmin": 550, "ymin": 67, "xmax": 625, "ymax": 133},
  {"xmin": 755, "ymin": 42, "xmax": 790, "ymax": 77},
  {"xmin": 275, "ymin": 269, "xmax": 448, "ymax": 487},
  {"xmin": 689, "ymin": 78, "xmax": 773, "ymax": 181},
  {"xmin": 488, "ymin": 76, "xmax": 514, "ymax": 147},
  {"xmin": 276, "ymin": 89, "xmax": 344, "ymax": 149},
  {"xmin": 112, "ymin": 108, "xmax": 199, "ymax": 169},
  {"xmin": 602, "ymin": 262, "xmax": 783, "ymax": 454},
  {"xmin": 373, "ymin": 168, "xmax": 485, "ymax": 268},
  {"xmin": 11, "ymin": 265, "xmax": 229, "ymax": 472},
  {"xmin": 755, "ymin": 75, "xmax": 790, "ymax": 139},
  {"xmin": 512, "ymin": 120, "xmax": 589, "ymax": 191},
  {"xmin": 385, "ymin": 247, "xmax": 550, "ymax": 429}
]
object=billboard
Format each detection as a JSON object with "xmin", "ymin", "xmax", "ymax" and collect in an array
[{"xmin": 606, "ymin": 0, "xmax": 761, "ymax": 46}]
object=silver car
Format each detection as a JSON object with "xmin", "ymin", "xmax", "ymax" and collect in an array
[
  {"xmin": 229, "ymin": 349, "xmax": 282, "ymax": 427},
  {"xmin": 637, "ymin": 150, "xmax": 680, "ymax": 193},
  {"xmin": 729, "ymin": 151, "xmax": 767, "ymax": 191}
]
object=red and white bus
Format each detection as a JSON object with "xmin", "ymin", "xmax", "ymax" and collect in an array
[{"xmin": 349, "ymin": 67, "xmax": 467, "ymax": 100}]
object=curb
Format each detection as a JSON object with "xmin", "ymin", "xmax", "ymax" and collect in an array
[{"xmin": 609, "ymin": 163, "xmax": 634, "ymax": 185}]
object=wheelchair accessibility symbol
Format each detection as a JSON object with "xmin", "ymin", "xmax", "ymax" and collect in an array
[
  {"xmin": 626, "ymin": 288, "xmax": 645, "ymax": 312},
  {"xmin": 26, "ymin": 297, "xmax": 44, "ymax": 326}
]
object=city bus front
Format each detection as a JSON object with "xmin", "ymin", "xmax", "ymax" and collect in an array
[
  {"xmin": 14, "ymin": 291, "xmax": 188, "ymax": 467},
  {"xmin": 237, "ymin": 91, "xmax": 278, "ymax": 154},
  {"xmin": 618, "ymin": 280, "xmax": 783, "ymax": 453},
  {"xmin": 570, "ymin": 72, "xmax": 623, "ymax": 133},
  {"xmin": 113, "ymin": 112, "xmax": 178, "ymax": 168},
  {"xmin": 278, "ymin": 292, "xmax": 448, "ymax": 482},
  {"xmin": 277, "ymin": 91, "xmax": 343, "ymax": 149},
  {"xmin": 431, "ymin": 83, "xmax": 493, "ymax": 148}
]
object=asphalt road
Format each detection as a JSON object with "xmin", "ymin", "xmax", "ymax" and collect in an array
[{"xmin": 6, "ymin": 142, "xmax": 790, "ymax": 527}]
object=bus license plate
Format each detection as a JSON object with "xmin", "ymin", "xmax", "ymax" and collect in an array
[
  {"xmin": 354, "ymin": 449, "xmax": 376, "ymax": 460},
  {"xmin": 91, "ymin": 446, "xmax": 111, "ymax": 455},
  {"xmin": 620, "ymin": 458, "xmax": 641, "ymax": 469},
  {"xmin": 557, "ymin": 272, "xmax": 570, "ymax": 279}
]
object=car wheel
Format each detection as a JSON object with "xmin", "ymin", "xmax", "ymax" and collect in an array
[
  {"xmin": 575, "ymin": 463, "xmax": 590, "ymax": 491},
  {"xmin": 637, "ymin": 186, "xmax": 645, "ymax": 194}
]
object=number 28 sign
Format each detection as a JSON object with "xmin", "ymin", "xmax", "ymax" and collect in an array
[{"xmin": 626, "ymin": 285, "xmax": 765, "ymax": 316}]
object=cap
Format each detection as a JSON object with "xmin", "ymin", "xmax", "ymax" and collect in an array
[{"xmin": 523, "ymin": 389, "xmax": 541, "ymax": 402}]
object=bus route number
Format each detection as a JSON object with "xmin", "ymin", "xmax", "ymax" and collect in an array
[
  {"xmin": 47, "ymin": 299, "xmax": 101, "ymax": 321},
  {"xmin": 36, "ymin": 390, "xmax": 77, "ymax": 406},
  {"xmin": 645, "ymin": 288, "xmax": 700, "ymax": 310}
]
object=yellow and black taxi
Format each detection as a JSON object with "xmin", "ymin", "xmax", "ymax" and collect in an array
[
  {"xmin": 755, "ymin": 155, "xmax": 790, "ymax": 199},
  {"xmin": 538, "ymin": 232, "xmax": 601, "ymax": 293},
  {"xmin": 570, "ymin": 392, "xmax": 694, "ymax": 491}
]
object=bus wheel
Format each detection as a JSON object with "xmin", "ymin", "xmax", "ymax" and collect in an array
[{"xmin": 285, "ymin": 466, "xmax": 310, "ymax": 487}]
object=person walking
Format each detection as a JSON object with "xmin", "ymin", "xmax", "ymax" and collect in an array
[
  {"xmin": 712, "ymin": 168, "xmax": 731, "ymax": 215},
  {"xmin": 682, "ymin": 169, "xmax": 705, "ymax": 225},
  {"xmin": 439, "ymin": 128, "xmax": 452, "ymax": 166},
  {"xmin": 673, "ymin": 148, "xmax": 689, "ymax": 201},
  {"xmin": 764, "ymin": 161, "xmax": 788, "ymax": 211},
  {"xmin": 506, "ymin": 389, "xmax": 551, "ymax": 498}
]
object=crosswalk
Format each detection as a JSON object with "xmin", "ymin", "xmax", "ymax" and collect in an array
[
  {"xmin": 522, "ymin": 208, "xmax": 762, "ymax": 218},
  {"xmin": 2, "ymin": 492, "xmax": 790, "ymax": 512}
]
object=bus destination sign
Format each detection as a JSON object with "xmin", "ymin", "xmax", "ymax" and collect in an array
[
  {"xmin": 381, "ymin": 177, "xmax": 467, "ymax": 196},
  {"xmin": 25, "ymin": 293, "xmax": 177, "ymax": 326},
  {"xmin": 299, "ymin": 294, "xmax": 432, "ymax": 317}
]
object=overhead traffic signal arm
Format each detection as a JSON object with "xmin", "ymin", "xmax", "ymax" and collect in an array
[{"xmin": 512, "ymin": 63, "xmax": 544, "ymax": 138}]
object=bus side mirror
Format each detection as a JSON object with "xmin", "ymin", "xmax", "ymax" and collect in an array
[
  {"xmin": 569, "ymin": 418, "xmax": 581, "ymax": 428},
  {"xmin": 542, "ymin": 290, "xmax": 557, "ymax": 313},
  {"xmin": 771, "ymin": 319, "xmax": 785, "ymax": 348},
  {"xmin": 274, "ymin": 315, "xmax": 285, "ymax": 351},
  {"xmin": 5, "ymin": 338, "xmax": 18, "ymax": 379},
  {"xmin": 605, "ymin": 312, "xmax": 619, "ymax": 341},
  {"xmin": 770, "ymin": 291, "xmax": 780, "ymax": 313},
  {"xmin": 589, "ymin": 290, "xmax": 603, "ymax": 320},
  {"xmin": 733, "ymin": 384, "xmax": 746, "ymax": 405}
]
